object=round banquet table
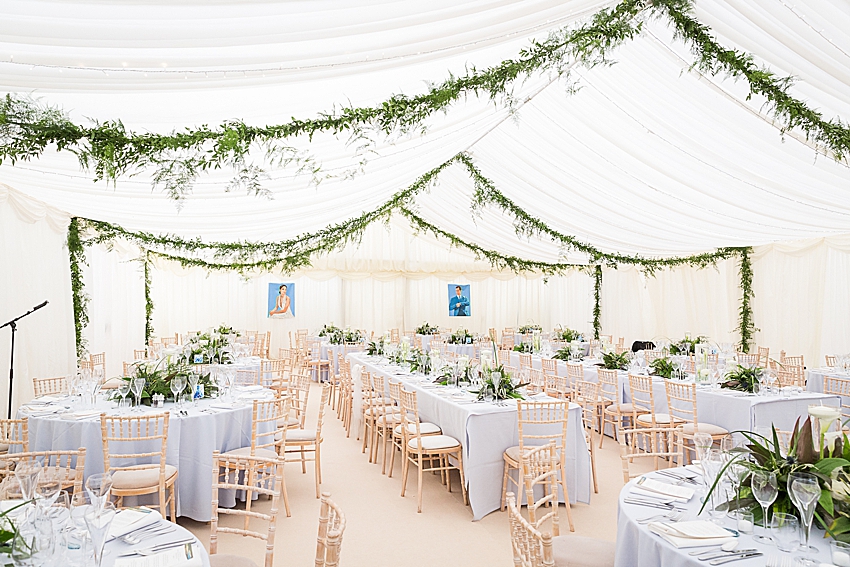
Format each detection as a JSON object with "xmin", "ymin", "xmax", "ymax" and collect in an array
[
  {"xmin": 616, "ymin": 468, "xmax": 836, "ymax": 566},
  {"xmin": 102, "ymin": 518, "xmax": 210, "ymax": 567},
  {"xmin": 17, "ymin": 388, "xmax": 276, "ymax": 522}
]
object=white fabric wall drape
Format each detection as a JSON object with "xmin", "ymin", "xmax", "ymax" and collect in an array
[{"xmin": 0, "ymin": 186, "xmax": 74, "ymax": 415}]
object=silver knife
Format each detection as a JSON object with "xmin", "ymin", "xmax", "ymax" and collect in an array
[
  {"xmin": 698, "ymin": 549, "xmax": 757, "ymax": 561},
  {"xmin": 709, "ymin": 552, "xmax": 763, "ymax": 565},
  {"xmin": 116, "ymin": 538, "xmax": 195, "ymax": 557}
]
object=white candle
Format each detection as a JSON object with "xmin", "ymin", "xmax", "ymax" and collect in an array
[
  {"xmin": 737, "ymin": 518, "xmax": 753, "ymax": 534},
  {"xmin": 833, "ymin": 550, "xmax": 850, "ymax": 567}
]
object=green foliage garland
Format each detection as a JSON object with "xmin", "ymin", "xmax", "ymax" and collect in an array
[
  {"xmin": 66, "ymin": 217, "xmax": 89, "ymax": 359},
  {"xmin": 738, "ymin": 247, "xmax": 758, "ymax": 352},
  {"xmin": 593, "ymin": 265, "xmax": 603, "ymax": 340},
  {"xmin": 3, "ymin": 1, "xmax": 846, "ymax": 201},
  {"xmin": 144, "ymin": 250, "xmax": 154, "ymax": 347}
]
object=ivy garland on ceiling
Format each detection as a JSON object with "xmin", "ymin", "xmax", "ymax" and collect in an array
[
  {"xmin": 2, "ymin": 0, "xmax": 848, "ymax": 203},
  {"xmin": 66, "ymin": 151, "xmax": 754, "ymax": 357}
]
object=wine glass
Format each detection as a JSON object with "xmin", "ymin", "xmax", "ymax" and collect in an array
[
  {"xmin": 692, "ymin": 432, "xmax": 713, "ymax": 493},
  {"xmin": 117, "ymin": 380, "xmax": 131, "ymax": 411},
  {"xmin": 35, "ymin": 467, "xmax": 61, "ymax": 508},
  {"xmin": 751, "ymin": 470, "xmax": 778, "ymax": 543},
  {"xmin": 701, "ymin": 449, "xmax": 727, "ymax": 524},
  {"xmin": 14, "ymin": 460, "xmax": 42, "ymax": 501},
  {"xmin": 83, "ymin": 502, "xmax": 116, "ymax": 567},
  {"xmin": 726, "ymin": 459, "xmax": 749, "ymax": 517},
  {"xmin": 85, "ymin": 473, "xmax": 112, "ymax": 511},
  {"xmin": 788, "ymin": 472, "xmax": 820, "ymax": 557},
  {"xmin": 170, "ymin": 375, "xmax": 187, "ymax": 408},
  {"xmin": 187, "ymin": 371, "xmax": 200, "ymax": 406},
  {"xmin": 131, "ymin": 377, "xmax": 146, "ymax": 411}
]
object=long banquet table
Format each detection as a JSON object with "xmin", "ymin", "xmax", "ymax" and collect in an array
[
  {"xmin": 616, "ymin": 467, "xmax": 835, "ymax": 566},
  {"xmin": 348, "ymin": 352, "xmax": 592, "ymax": 520},
  {"xmin": 17, "ymin": 387, "xmax": 276, "ymax": 521}
]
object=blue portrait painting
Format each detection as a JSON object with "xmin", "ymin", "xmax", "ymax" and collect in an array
[
  {"xmin": 268, "ymin": 283, "xmax": 295, "ymax": 318},
  {"xmin": 448, "ymin": 284, "xmax": 470, "ymax": 317}
]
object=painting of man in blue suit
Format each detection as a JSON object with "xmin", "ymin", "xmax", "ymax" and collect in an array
[{"xmin": 449, "ymin": 284, "xmax": 470, "ymax": 317}]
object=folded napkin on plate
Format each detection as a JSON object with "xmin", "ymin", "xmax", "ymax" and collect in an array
[
  {"xmin": 648, "ymin": 521, "xmax": 735, "ymax": 549},
  {"xmin": 114, "ymin": 542, "xmax": 202, "ymax": 567},
  {"xmin": 22, "ymin": 406, "xmax": 67, "ymax": 416},
  {"xmin": 108, "ymin": 508, "xmax": 161, "ymax": 540},
  {"xmin": 628, "ymin": 486, "xmax": 676, "ymax": 503},
  {"xmin": 29, "ymin": 395, "xmax": 64, "ymax": 404},
  {"xmin": 236, "ymin": 385, "xmax": 264, "ymax": 392},
  {"xmin": 635, "ymin": 476, "xmax": 694, "ymax": 502},
  {"xmin": 60, "ymin": 410, "xmax": 103, "ymax": 420}
]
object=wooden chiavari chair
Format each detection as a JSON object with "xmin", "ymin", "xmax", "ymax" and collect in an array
[
  {"xmin": 541, "ymin": 358, "xmax": 557, "ymax": 376},
  {"xmin": 285, "ymin": 372, "xmax": 311, "ymax": 430},
  {"xmin": 32, "ymin": 376, "xmax": 67, "ymax": 398},
  {"xmin": 544, "ymin": 374, "xmax": 569, "ymax": 400},
  {"xmin": 565, "ymin": 362, "xmax": 584, "ymax": 399},
  {"xmin": 315, "ymin": 492, "xmax": 347, "ymax": 567},
  {"xmin": 643, "ymin": 350, "xmax": 663, "ymax": 364},
  {"xmin": 757, "ymin": 346, "xmax": 770, "ymax": 367},
  {"xmin": 782, "ymin": 353, "xmax": 805, "ymax": 368},
  {"xmin": 235, "ymin": 368, "xmax": 261, "ymax": 387},
  {"xmin": 519, "ymin": 353, "xmax": 532, "ymax": 373},
  {"xmin": 629, "ymin": 373, "xmax": 683, "ymax": 430},
  {"xmin": 133, "ymin": 349, "xmax": 148, "ymax": 361},
  {"xmin": 210, "ymin": 452, "xmax": 285, "ymax": 567},
  {"xmin": 620, "ymin": 426, "xmax": 681, "ymax": 482},
  {"xmin": 3, "ymin": 447, "xmax": 85, "ymax": 493},
  {"xmin": 664, "ymin": 381, "xmax": 727, "ymax": 463},
  {"xmin": 736, "ymin": 352, "xmax": 760, "ymax": 367},
  {"xmin": 527, "ymin": 369, "xmax": 546, "ymax": 395},
  {"xmin": 399, "ymin": 388, "xmax": 467, "ymax": 513},
  {"xmin": 0, "ymin": 418, "xmax": 28, "ymax": 455},
  {"xmin": 161, "ymin": 336, "xmax": 178, "ymax": 346},
  {"xmin": 387, "ymin": 381, "xmax": 440, "ymax": 478},
  {"xmin": 777, "ymin": 366, "xmax": 806, "ymax": 389},
  {"xmin": 285, "ymin": 383, "xmax": 330, "ymax": 498},
  {"xmin": 260, "ymin": 359, "xmax": 287, "ymax": 389},
  {"xmin": 500, "ymin": 400, "xmax": 574, "ymax": 532},
  {"xmin": 389, "ymin": 329, "xmax": 400, "ymax": 344},
  {"xmin": 573, "ymin": 380, "xmax": 600, "ymax": 493},
  {"xmin": 599, "ymin": 368, "xmax": 643, "ymax": 448},
  {"xmin": 823, "ymin": 375, "xmax": 850, "ymax": 421},
  {"xmin": 522, "ymin": 442, "xmax": 562, "ymax": 535},
  {"xmin": 826, "ymin": 355, "xmax": 838, "ymax": 368},
  {"xmin": 101, "ymin": 412, "xmax": 177, "ymax": 521}
]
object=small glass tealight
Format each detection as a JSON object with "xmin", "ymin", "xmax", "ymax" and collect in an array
[
  {"xmin": 735, "ymin": 509, "xmax": 754, "ymax": 534},
  {"xmin": 832, "ymin": 541, "xmax": 850, "ymax": 567}
]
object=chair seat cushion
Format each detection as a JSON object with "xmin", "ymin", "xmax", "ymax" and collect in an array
[
  {"xmin": 210, "ymin": 554, "xmax": 259, "ymax": 567},
  {"xmin": 285, "ymin": 428, "xmax": 317, "ymax": 443},
  {"xmin": 504, "ymin": 445, "xmax": 561, "ymax": 463},
  {"xmin": 223, "ymin": 447, "xmax": 279, "ymax": 460},
  {"xmin": 681, "ymin": 422, "xmax": 728, "ymax": 436},
  {"xmin": 636, "ymin": 413, "xmax": 684, "ymax": 425},
  {"xmin": 604, "ymin": 403, "xmax": 645, "ymax": 415},
  {"xmin": 0, "ymin": 443, "xmax": 9, "ymax": 453},
  {"xmin": 394, "ymin": 422, "xmax": 441, "ymax": 436},
  {"xmin": 278, "ymin": 416, "xmax": 301, "ymax": 428},
  {"xmin": 112, "ymin": 465, "xmax": 178, "ymax": 490},
  {"xmin": 407, "ymin": 434, "xmax": 461, "ymax": 451},
  {"xmin": 552, "ymin": 535, "xmax": 615, "ymax": 567},
  {"xmin": 376, "ymin": 414, "xmax": 401, "ymax": 426}
]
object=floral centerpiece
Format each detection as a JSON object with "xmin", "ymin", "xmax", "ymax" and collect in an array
[
  {"xmin": 601, "ymin": 351, "xmax": 629, "ymax": 370},
  {"xmin": 518, "ymin": 324, "xmax": 542, "ymax": 334},
  {"xmin": 721, "ymin": 364, "xmax": 763, "ymax": 393},
  {"xmin": 553, "ymin": 326, "xmax": 582, "ymax": 342},
  {"xmin": 321, "ymin": 325, "xmax": 363, "ymax": 345},
  {"xmin": 318, "ymin": 324, "xmax": 342, "ymax": 339},
  {"xmin": 705, "ymin": 409, "xmax": 850, "ymax": 542},
  {"xmin": 513, "ymin": 343, "xmax": 533, "ymax": 354},
  {"xmin": 117, "ymin": 359, "xmax": 218, "ymax": 405},
  {"xmin": 366, "ymin": 337, "xmax": 385, "ymax": 356},
  {"xmin": 448, "ymin": 328, "xmax": 473, "ymax": 344},
  {"xmin": 649, "ymin": 357, "xmax": 675, "ymax": 378},
  {"xmin": 669, "ymin": 335, "xmax": 708, "ymax": 355},
  {"xmin": 179, "ymin": 325, "xmax": 238, "ymax": 364},
  {"xmin": 473, "ymin": 364, "xmax": 527, "ymax": 401},
  {"xmin": 415, "ymin": 322, "xmax": 439, "ymax": 335}
]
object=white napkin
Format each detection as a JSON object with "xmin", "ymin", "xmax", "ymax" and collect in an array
[
  {"xmin": 648, "ymin": 521, "xmax": 735, "ymax": 549},
  {"xmin": 60, "ymin": 410, "xmax": 103, "ymax": 420},
  {"xmin": 22, "ymin": 406, "xmax": 67, "ymax": 416},
  {"xmin": 210, "ymin": 403, "xmax": 235, "ymax": 410},
  {"xmin": 108, "ymin": 508, "xmax": 161, "ymax": 540},
  {"xmin": 236, "ymin": 385, "xmax": 263, "ymax": 392},
  {"xmin": 29, "ymin": 395, "xmax": 64, "ymax": 404},
  {"xmin": 113, "ymin": 542, "xmax": 202, "ymax": 567},
  {"xmin": 635, "ymin": 476, "xmax": 694, "ymax": 502},
  {"xmin": 628, "ymin": 486, "xmax": 676, "ymax": 504}
]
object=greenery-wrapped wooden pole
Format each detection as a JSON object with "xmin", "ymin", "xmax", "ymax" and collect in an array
[
  {"xmin": 738, "ymin": 247, "xmax": 757, "ymax": 352},
  {"xmin": 144, "ymin": 249, "xmax": 154, "ymax": 348},
  {"xmin": 66, "ymin": 217, "xmax": 89, "ymax": 360},
  {"xmin": 593, "ymin": 265, "xmax": 602, "ymax": 340}
]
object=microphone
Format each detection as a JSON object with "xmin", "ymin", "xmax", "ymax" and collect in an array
[{"xmin": 32, "ymin": 300, "xmax": 48, "ymax": 311}]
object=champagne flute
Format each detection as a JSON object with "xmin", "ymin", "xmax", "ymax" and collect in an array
[
  {"xmin": 170, "ymin": 375, "xmax": 187, "ymax": 408},
  {"xmin": 35, "ymin": 467, "xmax": 61, "ymax": 508},
  {"xmin": 187, "ymin": 371, "xmax": 200, "ymax": 405},
  {"xmin": 789, "ymin": 472, "xmax": 820, "ymax": 557},
  {"xmin": 131, "ymin": 377, "xmax": 146, "ymax": 411},
  {"xmin": 117, "ymin": 380, "xmax": 131, "ymax": 411},
  {"xmin": 751, "ymin": 470, "xmax": 778, "ymax": 542},
  {"xmin": 14, "ymin": 460, "xmax": 42, "ymax": 501},
  {"xmin": 84, "ymin": 502, "xmax": 116, "ymax": 567},
  {"xmin": 85, "ymin": 473, "xmax": 113, "ymax": 511}
]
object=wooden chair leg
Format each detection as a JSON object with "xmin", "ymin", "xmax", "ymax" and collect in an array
[
  {"xmin": 315, "ymin": 444, "xmax": 321, "ymax": 499},
  {"xmin": 417, "ymin": 454, "xmax": 424, "ymax": 513}
]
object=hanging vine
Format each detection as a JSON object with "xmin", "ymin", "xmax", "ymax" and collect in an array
[
  {"xmin": 2, "ymin": 0, "xmax": 846, "ymax": 201},
  {"xmin": 593, "ymin": 265, "xmax": 603, "ymax": 340},
  {"xmin": 66, "ymin": 217, "xmax": 89, "ymax": 360},
  {"xmin": 737, "ymin": 247, "xmax": 757, "ymax": 352},
  {"xmin": 143, "ymin": 250, "xmax": 154, "ymax": 347}
]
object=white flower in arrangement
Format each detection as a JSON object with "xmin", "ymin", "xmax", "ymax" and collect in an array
[
  {"xmin": 699, "ymin": 368, "xmax": 710, "ymax": 378},
  {"xmin": 825, "ymin": 431, "xmax": 843, "ymax": 453},
  {"xmin": 809, "ymin": 405, "xmax": 842, "ymax": 433},
  {"xmin": 832, "ymin": 471, "xmax": 850, "ymax": 503}
]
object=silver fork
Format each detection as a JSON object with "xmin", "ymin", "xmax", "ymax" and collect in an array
[
  {"xmin": 637, "ymin": 510, "xmax": 683, "ymax": 525},
  {"xmin": 120, "ymin": 524, "xmax": 176, "ymax": 545}
]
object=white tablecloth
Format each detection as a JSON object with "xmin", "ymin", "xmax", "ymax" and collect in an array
[
  {"xmin": 616, "ymin": 468, "xmax": 835, "ymax": 567},
  {"xmin": 806, "ymin": 367, "xmax": 850, "ymax": 394},
  {"xmin": 348, "ymin": 353, "xmax": 592, "ymax": 520},
  {"xmin": 17, "ymin": 389, "xmax": 275, "ymax": 521}
]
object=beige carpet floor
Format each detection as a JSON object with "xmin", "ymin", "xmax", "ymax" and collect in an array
[{"xmin": 179, "ymin": 383, "xmax": 631, "ymax": 566}]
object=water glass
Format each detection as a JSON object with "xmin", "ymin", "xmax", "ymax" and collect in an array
[
  {"xmin": 117, "ymin": 381, "xmax": 131, "ymax": 411},
  {"xmin": 11, "ymin": 512, "xmax": 55, "ymax": 566},
  {"xmin": 14, "ymin": 461, "xmax": 42, "ymax": 501},
  {"xmin": 85, "ymin": 473, "xmax": 112, "ymax": 511},
  {"xmin": 751, "ymin": 470, "xmax": 778, "ymax": 542},
  {"xmin": 788, "ymin": 472, "xmax": 820, "ymax": 554},
  {"xmin": 131, "ymin": 377, "xmax": 146, "ymax": 411},
  {"xmin": 83, "ymin": 502, "xmax": 116, "ymax": 567},
  {"xmin": 770, "ymin": 512, "xmax": 799, "ymax": 552}
]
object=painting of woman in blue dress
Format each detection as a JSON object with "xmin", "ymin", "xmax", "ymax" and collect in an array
[{"xmin": 448, "ymin": 284, "xmax": 470, "ymax": 317}]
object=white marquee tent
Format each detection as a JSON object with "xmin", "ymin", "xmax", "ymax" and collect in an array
[{"xmin": 1, "ymin": 0, "xmax": 849, "ymax": 412}]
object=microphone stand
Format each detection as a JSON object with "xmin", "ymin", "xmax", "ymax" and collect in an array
[{"xmin": 1, "ymin": 301, "xmax": 48, "ymax": 418}]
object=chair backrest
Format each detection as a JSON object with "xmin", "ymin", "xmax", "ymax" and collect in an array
[
  {"xmin": 540, "ymin": 358, "xmax": 557, "ymax": 376},
  {"xmin": 501, "ymin": 334, "xmax": 515, "ymax": 349},
  {"xmin": 521, "ymin": 442, "xmax": 561, "ymax": 537},
  {"xmin": 253, "ymin": 333, "xmax": 268, "ymax": 358},
  {"xmin": 664, "ymin": 381, "xmax": 698, "ymax": 426},
  {"xmin": 250, "ymin": 397, "xmax": 290, "ymax": 455},
  {"xmin": 133, "ymin": 349, "xmax": 148, "ymax": 361},
  {"xmin": 518, "ymin": 354, "xmax": 532, "ymax": 371},
  {"xmin": 507, "ymin": 492, "xmax": 555, "ymax": 567},
  {"xmin": 527, "ymin": 369, "xmax": 546, "ymax": 396},
  {"xmin": 89, "ymin": 352, "xmax": 106, "ymax": 371},
  {"xmin": 235, "ymin": 368, "xmax": 261, "ymax": 387},
  {"xmin": 2, "ymin": 448, "xmax": 86, "ymax": 493},
  {"xmin": 826, "ymin": 355, "xmax": 838, "ymax": 368},
  {"xmin": 390, "ymin": 329, "xmax": 400, "ymax": 344},
  {"xmin": 777, "ymin": 366, "xmax": 806, "ymax": 388},
  {"xmin": 499, "ymin": 349, "xmax": 513, "ymax": 365},
  {"xmin": 543, "ymin": 374, "xmax": 569, "ymax": 400},
  {"xmin": 597, "ymin": 368, "xmax": 619, "ymax": 404},
  {"xmin": 315, "ymin": 491, "xmax": 347, "ymax": 567},
  {"xmin": 643, "ymin": 350, "xmax": 662, "ymax": 364},
  {"xmin": 32, "ymin": 376, "xmax": 67, "ymax": 398},
  {"xmin": 736, "ymin": 353, "xmax": 759, "ymax": 367},
  {"xmin": 210, "ymin": 451, "xmax": 284, "ymax": 567},
  {"xmin": 290, "ymin": 372, "xmax": 312, "ymax": 428},
  {"xmin": 574, "ymin": 380, "xmax": 600, "ymax": 434},
  {"xmin": 628, "ymin": 373, "xmax": 656, "ymax": 422},
  {"xmin": 161, "ymin": 337, "xmax": 177, "ymax": 346},
  {"xmin": 782, "ymin": 354, "xmax": 805, "ymax": 368},
  {"xmin": 823, "ymin": 376, "xmax": 850, "ymax": 420},
  {"xmin": 261, "ymin": 359, "xmax": 287, "ymax": 388},
  {"xmin": 516, "ymin": 400, "xmax": 569, "ymax": 456},
  {"xmin": 757, "ymin": 346, "xmax": 769, "ymax": 367},
  {"xmin": 565, "ymin": 362, "xmax": 583, "ymax": 389},
  {"xmin": 398, "ymin": 389, "xmax": 425, "ymax": 442},
  {"xmin": 619, "ymin": 426, "xmax": 680, "ymax": 482},
  {"xmin": 101, "ymin": 413, "xmax": 169, "ymax": 479},
  {"xmin": 0, "ymin": 418, "xmax": 28, "ymax": 453}
]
